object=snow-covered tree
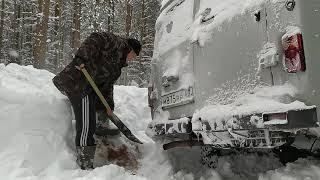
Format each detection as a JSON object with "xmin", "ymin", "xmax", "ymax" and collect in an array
[
  {"xmin": 33, "ymin": 0, "xmax": 51, "ymax": 68},
  {"xmin": 126, "ymin": 0, "xmax": 160, "ymax": 87},
  {"xmin": 0, "ymin": 0, "xmax": 160, "ymax": 85}
]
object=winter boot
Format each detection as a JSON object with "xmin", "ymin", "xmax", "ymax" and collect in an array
[{"xmin": 76, "ymin": 146, "xmax": 96, "ymax": 170}]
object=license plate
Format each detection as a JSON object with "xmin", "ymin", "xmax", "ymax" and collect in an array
[{"xmin": 161, "ymin": 87, "xmax": 194, "ymax": 109}]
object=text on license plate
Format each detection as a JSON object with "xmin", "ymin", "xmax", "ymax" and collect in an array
[{"xmin": 162, "ymin": 87, "xmax": 194, "ymax": 108}]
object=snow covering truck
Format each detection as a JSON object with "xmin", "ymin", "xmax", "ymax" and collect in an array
[{"xmin": 147, "ymin": 0, "xmax": 320, "ymax": 162}]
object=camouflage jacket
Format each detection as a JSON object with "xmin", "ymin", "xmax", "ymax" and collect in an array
[{"xmin": 52, "ymin": 32, "xmax": 131, "ymax": 110}]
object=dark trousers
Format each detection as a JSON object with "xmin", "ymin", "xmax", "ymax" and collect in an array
[{"xmin": 70, "ymin": 94, "xmax": 96, "ymax": 147}]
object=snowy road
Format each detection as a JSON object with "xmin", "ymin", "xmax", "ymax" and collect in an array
[{"xmin": 1, "ymin": 64, "xmax": 320, "ymax": 180}]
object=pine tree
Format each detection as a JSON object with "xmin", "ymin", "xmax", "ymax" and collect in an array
[
  {"xmin": 33, "ymin": 0, "xmax": 50, "ymax": 68},
  {"xmin": 71, "ymin": 0, "xmax": 81, "ymax": 55},
  {"xmin": 0, "ymin": 0, "xmax": 160, "ymax": 83},
  {"xmin": 125, "ymin": 0, "xmax": 160, "ymax": 87},
  {"xmin": 0, "ymin": 0, "xmax": 5, "ymax": 62}
]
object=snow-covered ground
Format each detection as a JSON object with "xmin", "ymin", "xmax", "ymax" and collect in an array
[{"xmin": 1, "ymin": 63, "xmax": 320, "ymax": 180}]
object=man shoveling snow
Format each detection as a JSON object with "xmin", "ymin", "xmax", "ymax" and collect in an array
[{"xmin": 52, "ymin": 32, "xmax": 142, "ymax": 170}]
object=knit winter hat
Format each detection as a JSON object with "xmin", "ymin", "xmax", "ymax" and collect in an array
[{"xmin": 127, "ymin": 38, "xmax": 142, "ymax": 56}]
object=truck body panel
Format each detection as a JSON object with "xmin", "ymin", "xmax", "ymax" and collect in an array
[{"xmin": 148, "ymin": 0, "xmax": 320, "ymax": 150}]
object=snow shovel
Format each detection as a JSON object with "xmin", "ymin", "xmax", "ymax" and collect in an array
[{"xmin": 81, "ymin": 68, "xmax": 143, "ymax": 144}]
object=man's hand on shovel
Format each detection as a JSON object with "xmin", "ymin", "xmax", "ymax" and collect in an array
[
  {"xmin": 75, "ymin": 63, "xmax": 85, "ymax": 70},
  {"xmin": 106, "ymin": 108, "xmax": 113, "ymax": 117},
  {"xmin": 77, "ymin": 64, "xmax": 114, "ymax": 117},
  {"xmin": 80, "ymin": 67, "xmax": 143, "ymax": 144}
]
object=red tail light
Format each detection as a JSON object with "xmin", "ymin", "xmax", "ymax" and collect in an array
[{"xmin": 282, "ymin": 33, "xmax": 306, "ymax": 73}]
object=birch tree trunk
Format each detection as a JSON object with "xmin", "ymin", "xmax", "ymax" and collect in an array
[{"xmin": 33, "ymin": 0, "xmax": 51, "ymax": 68}]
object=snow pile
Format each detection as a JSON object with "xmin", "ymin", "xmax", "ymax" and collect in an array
[
  {"xmin": 260, "ymin": 159, "xmax": 320, "ymax": 180},
  {"xmin": 114, "ymin": 85, "xmax": 151, "ymax": 133},
  {"xmin": 0, "ymin": 63, "xmax": 74, "ymax": 178},
  {"xmin": 0, "ymin": 63, "xmax": 214, "ymax": 180},
  {"xmin": 139, "ymin": 145, "xmax": 223, "ymax": 180},
  {"xmin": 0, "ymin": 63, "xmax": 149, "ymax": 179}
]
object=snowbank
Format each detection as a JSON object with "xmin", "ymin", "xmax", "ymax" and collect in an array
[
  {"xmin": 114, "ymin": 85, "xmax": 151, "ymax": 133},
  {"xmin": 260, "ymin": 159, "xmax": 320, "ymax": 180},
  {"xmin": 0, "ymin": 63, "xmax": 233, "ymax": 180},
  {"xmin": 0, "ymin": 63, "xmax": 74, "ymax": 178},
  {"xmin": 0, "ymin": 63, "xmax": 150, "ymax": 179},
  {"xmin": 0, "ymin": 63, "xmax": 215, "ymax": 180}
]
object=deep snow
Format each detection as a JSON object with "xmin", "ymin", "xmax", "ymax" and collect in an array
[{"xmin": 1, "ymin": 63, "xmax": 320, "ymax": 180}]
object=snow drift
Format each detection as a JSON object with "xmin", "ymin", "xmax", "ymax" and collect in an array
[
  {"xmin": 0, "ymin": 63, "xmax": 149, "ymax": 179},
  {"xmin": 0, "ymin": 63, "xmax": 210, "ymax": 180}
]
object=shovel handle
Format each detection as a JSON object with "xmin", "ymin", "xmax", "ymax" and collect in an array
[
  {"xmin": 81, "ymin": 68, "xmax": 113, "ymax": 115},
  {"xmin": 81, "ymin": 68, "xmax": 143, "ymax": 144}
]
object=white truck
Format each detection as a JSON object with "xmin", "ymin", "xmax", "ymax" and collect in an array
[{"xmin": 147, "ymin": 0, "xmax": 320, "ymax": 165}]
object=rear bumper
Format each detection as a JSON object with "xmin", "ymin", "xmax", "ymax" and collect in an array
[{"xmin": 147, "ymin": 107, "xmax": 318, "ymax": 149}]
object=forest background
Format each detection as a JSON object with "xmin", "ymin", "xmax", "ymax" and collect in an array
[{"xmin": 0, "ymin": 0, "xmax": 161, "ymax": 87}]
